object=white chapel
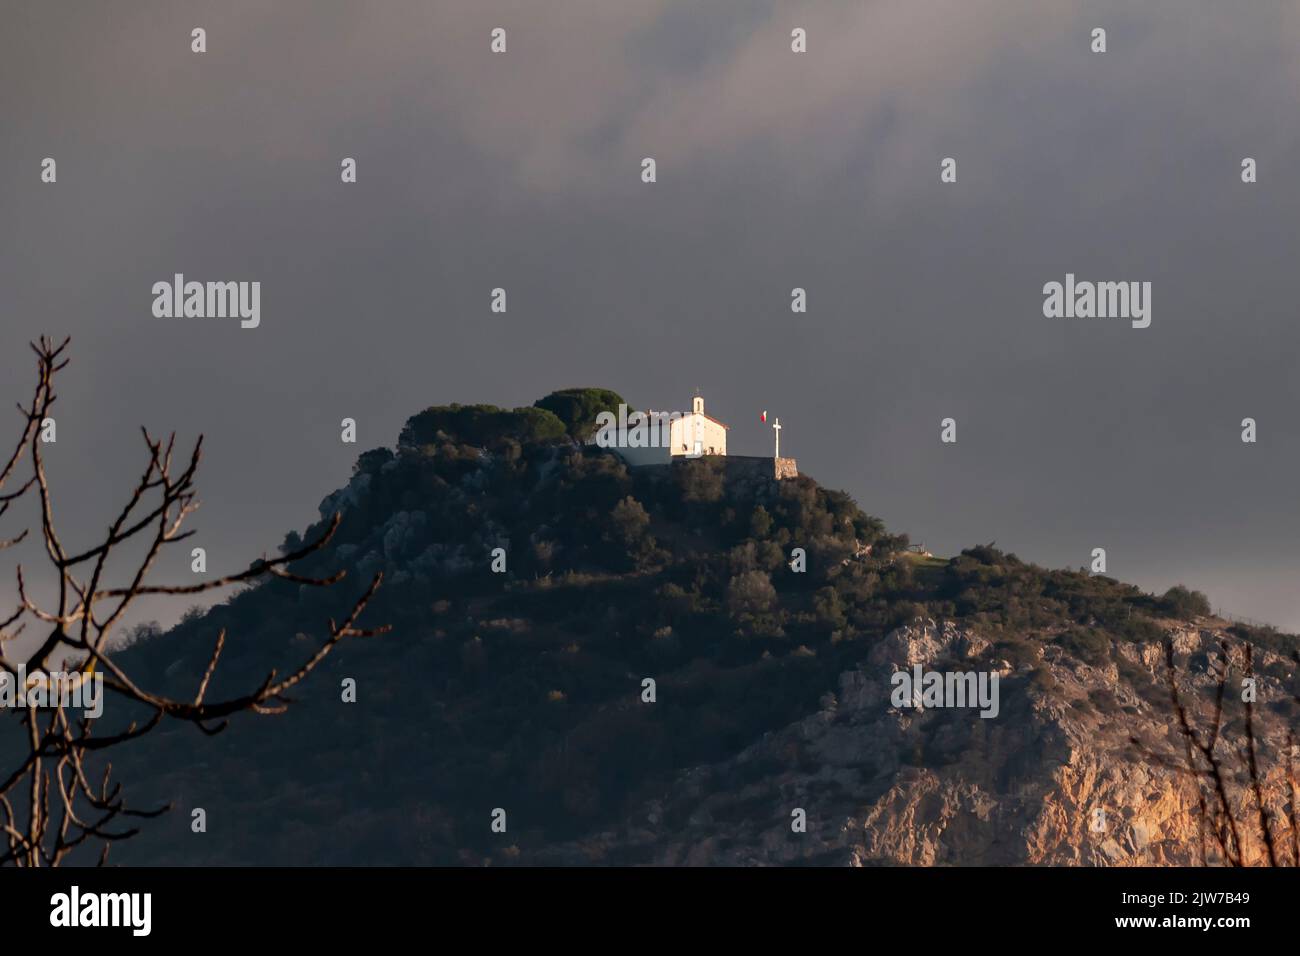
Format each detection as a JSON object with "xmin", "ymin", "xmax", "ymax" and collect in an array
[
  {"xmin": 603, "ymin": 394, "xmax": 729, "ymax": 467},
  {"xmin": 600, "ymin": 393, "xmax": 795, "ymax": 478},
  {"xmin": 670, "ymin": 395, "xmax": 728, "ymax": 458}
]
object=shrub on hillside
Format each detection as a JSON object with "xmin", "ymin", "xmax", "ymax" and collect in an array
[
  {"xmin": 1056, "ymin": 627, "xmax": 1111, "ymax": 668},
  {"xmin": 1157, "ymin": 585, "xmax": 1212, "ymax": 619}
]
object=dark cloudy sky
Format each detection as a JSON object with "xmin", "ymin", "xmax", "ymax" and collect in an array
[{"xmin": 3, "ymin": 0, "xmax": 1299, "ymax": 645}]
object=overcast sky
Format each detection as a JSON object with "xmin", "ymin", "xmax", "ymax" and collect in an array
[{"xmin": 3, "ymin": 0, "xmax": 1299, "ymax": 645}]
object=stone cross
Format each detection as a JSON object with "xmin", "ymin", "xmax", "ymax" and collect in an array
[{"xmin": 772, "ymin": 418, "xmax": 781, "ymax": 459}]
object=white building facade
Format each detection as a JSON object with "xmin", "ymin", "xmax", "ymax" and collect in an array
[
  {"xmin": 595, "ymin": 395, "xmax": 729, "ymax": 466},
  {"xmin": 669, "ymin": 396, "xmax": 728, "ymax": 458}
]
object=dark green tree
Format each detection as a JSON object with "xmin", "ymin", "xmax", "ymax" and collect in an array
[
  {"xmin": 398, "ymin": 403, "xmax": 567, "ymax": 448},
  {"xmin": 533, "ymin": 388, "xmax": 627, "ymax": 440}
]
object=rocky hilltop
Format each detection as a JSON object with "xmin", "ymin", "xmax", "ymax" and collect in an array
[
  {"xmin": 92, "ymin": 389, "xmax": 1296, "ymax": 866},
  {"xmin": 539, "ymin": 619, "xmax": 1297, "ymax": 866}
]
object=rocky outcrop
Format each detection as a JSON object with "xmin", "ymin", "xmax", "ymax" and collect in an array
[{"xmin": 537, "ymin": 619, "xmax": 1298, "ymax": 866}]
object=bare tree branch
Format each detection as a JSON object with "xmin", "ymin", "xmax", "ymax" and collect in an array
[{"xmin": 0, "ymin": 339, "xmax": 388, "ymax": 866}]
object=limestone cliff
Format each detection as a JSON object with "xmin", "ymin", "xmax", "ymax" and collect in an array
[{"xmin": 539, "ymin": 619, "xmax": 1297, "ymax": 866}]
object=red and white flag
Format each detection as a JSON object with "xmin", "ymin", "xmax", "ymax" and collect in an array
[{"xmin": 760, "ymin": 410, "xmax": 767, "ymax": 423}]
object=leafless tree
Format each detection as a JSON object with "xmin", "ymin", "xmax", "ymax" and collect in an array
[
  {"xmin": 0, "ymin": 337, "xmax": 388, "ymax": 866},
  {"xmin": 1134, "ymin": 637, "xmax": 1297, "ymax": 866}
]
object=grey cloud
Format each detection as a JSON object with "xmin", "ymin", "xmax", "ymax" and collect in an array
[{"xmin": 1, "ymin": 0, "xmax": 1298, "ymax": 650}]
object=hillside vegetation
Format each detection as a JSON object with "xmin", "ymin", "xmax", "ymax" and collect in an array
[{"xmin": 97, "ymin": 388, "xmax": 1296, "ymax": 865}]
